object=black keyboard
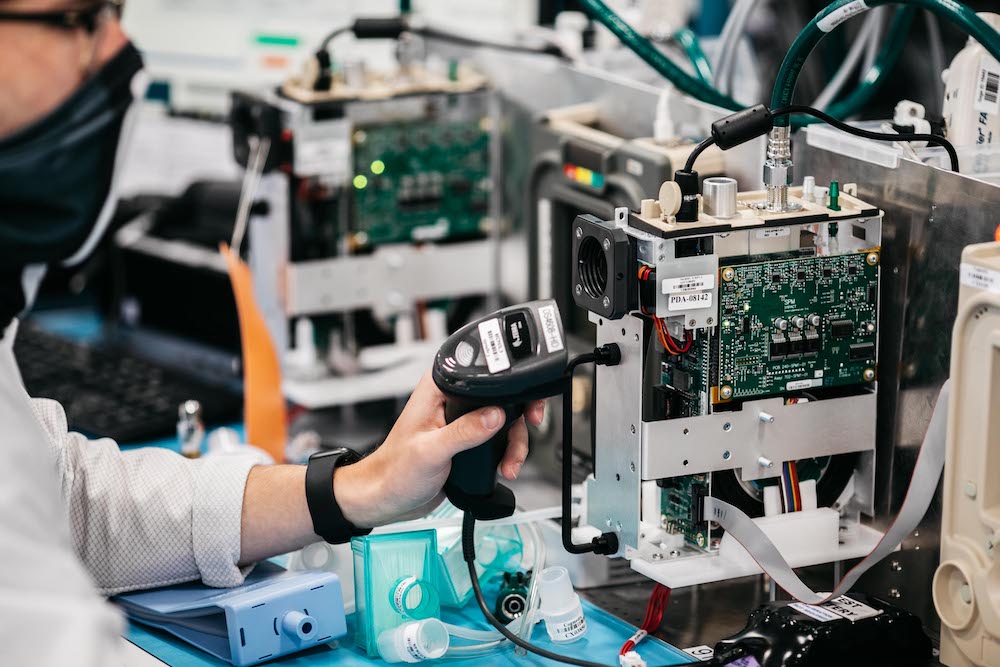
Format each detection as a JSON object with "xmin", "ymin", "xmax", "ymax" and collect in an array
[{"xmin": 14, "ymin": 323, "xmax": 242, "ymax": 444}]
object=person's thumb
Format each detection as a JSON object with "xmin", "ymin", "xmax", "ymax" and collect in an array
[{"xmin": 437, "ymin": 406, "xmax": 505, "ymax": 456}]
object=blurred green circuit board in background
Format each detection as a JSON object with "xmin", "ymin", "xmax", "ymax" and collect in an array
[
  {"xmin": 659, "ymin": 474, "xmax": 710, "ymax": 549},
  {"xmin": 716, "ymin": 251, "xmax": 879, "ymax": 402},
  {"xmin": 351, "ymin": 116, "xmax": 491, "ymax": 245}
]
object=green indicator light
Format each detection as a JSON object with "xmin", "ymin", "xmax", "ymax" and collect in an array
[
  {"xmin": 253, "ymin": 34, "xmax": 300, "ymax": 48},
  {"xmin": 353, "ymin": 175, "xmax": 368, "ymax": 189},
  {"xmin": 370, "ymin": 160, "xmax": 385, "ymax": 175}
]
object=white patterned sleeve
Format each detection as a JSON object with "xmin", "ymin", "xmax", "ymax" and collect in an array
[{"xmin": 29, "ymin": 398, "xmax": 258, "ymax": 596}]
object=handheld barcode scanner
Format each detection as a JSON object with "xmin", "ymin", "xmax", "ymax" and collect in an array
[{"xmin": 433, "ymin": 300, "xmax": 570, "ymax": 520}]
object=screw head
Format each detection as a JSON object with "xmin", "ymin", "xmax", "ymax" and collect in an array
[
  {"xmin": 723, "ymin": 422, "xmax": 732, "ymax": 432},
  {"xmin": 888, "ymin": 588, "xmax": 901, "ymax": 599},
  {"xmin": 986, "ymin": 536, "xmax": 995, "ymax": 557},
  {"xmin": 863, "ymin": 368, "xmax": 876, "ymax": 382},
  {"xmin": 867, "ymin": 252, "xmax": 880, "ymax": 266},
  {"xmin": 575, "ymin": 284, "xmax": 583, "ymax": 296},
  {"xmin": 603, "ymin": 238, "xmax": 611, "ymax": 251},
  {"xmin": 720, "ymin": 385, "xmax": 734, "ymax": 400},
  {"xmin": 630, "ymin": 424, "xmax": 636, "ymax": 434},
  {"xmin": 689, "ymin": 319, "xmax": 697, "ymax": 327},
  {"xmin": 722, "ymin": 267, "xmax": 735, "ymax": 282},
  {"xmin": 576, "ymin": 227, "xmax": 583, "ymax": 239},
  {"xmin": 891, "ymin": 560, "xmax": 902, "ymax": 572},
  {"xmin": 652, "ymin": 552, "xmax": 663, "ymax": 561},
  {"xmin": 965, "ymin": 481, "xmax": 978, "ymax": 499},
  {"xmin": 723, "ymin": 450, "xmax": 731, "ymax": 460},
  {"xmin": 630, "ymin": 462, "xmax": 636, "ymax": 472},
  {"xmin": 707, "ymin": 317, "xmax": 714, "ymax": 325},
  {"xmin": 602, "ymin": 296, "xmax": 611, "ymax": 308}
]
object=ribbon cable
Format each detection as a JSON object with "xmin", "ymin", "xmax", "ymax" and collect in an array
[{"xmin": 704, "ymin": 380, "xmax": 950, "ymax": 605}]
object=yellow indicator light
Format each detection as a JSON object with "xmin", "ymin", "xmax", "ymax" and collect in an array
[
  {"xmin": 370, "ymin": 160, "xmax": 385, "ymax": 175},
  {"xmin": 576, "ymin": 167, "xmax": 593, "ymax": 184},
  {"xmin": 353, "ymin": 175, "xmax": 368, "ymax": 189}
]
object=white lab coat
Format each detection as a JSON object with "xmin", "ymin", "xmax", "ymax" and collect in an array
[{"xmin": 0, "ymin": 322, "xmax": 257, "ymax": 665}]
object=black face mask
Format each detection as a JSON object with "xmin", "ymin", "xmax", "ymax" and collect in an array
[
  {"xmin": 0, "ymin": 42, "xmax": 143, "ymax": 334},
  {"xmin": 0, "ymin": 42, "xmax": 143, "ymax": 267}
]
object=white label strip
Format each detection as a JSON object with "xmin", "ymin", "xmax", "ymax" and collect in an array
[
  {"xmin": 668, "ymin": 292, "xmax": 713, "ymax": 311},
  {"xmin": 786, "ymin": 378, "xmax": 819, "ymax": 391},
  {"xmin": 683, "ymin": 645, "xmax": 716, "ymax": 661},
  {"xmin": 662, "ymin": 273, "xmax": 716, "ymax": 294},
  {"xmin": 960, "ymin": 262, "xmax": 1000, "ymax": 293},
  {"xmin": 755, "ymin": 226, "xmax": 790, "ymax": 239},
  {"xmin": 822, "ymin": 595, "xmax": 883, "ymax": 622},
  {"xmin": 538, "ymin": 304, "xmax": 564, "ymax": 352},
  {"xmin": 789, "ymin": 601, "xmax": 844, "ymax": 623},
  {"xmin": 974, "ymin": 57, "xmax": 1000, "ymax": 115},
  {"xmin": 478, "ymin": 318, "xmax": 510, "ymax": 374},
  {"xmin": 817, "ymin": 1, "xmax": 869, "ymax": 33}
]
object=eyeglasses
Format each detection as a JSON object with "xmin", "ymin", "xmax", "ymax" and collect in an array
[{"xmin": 0, "ymin": 0, "xmax": 123, "ymax": 34}]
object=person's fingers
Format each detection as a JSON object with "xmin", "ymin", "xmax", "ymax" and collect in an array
[
  {"xmin": 434, "ymin": 405, "xmax": 505, "ymax": 456},
  {"xmin": 525, "ymin": 400, "xmax": 546, "ymax": 427},
  {"xmin": 500, "ymin": 416, "xmax": 529, "ymax": 481}
]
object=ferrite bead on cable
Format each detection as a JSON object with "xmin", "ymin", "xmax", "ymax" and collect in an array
[{"xmin": 711, "ymin": 104, "xmax": 775, "ymax": 150}]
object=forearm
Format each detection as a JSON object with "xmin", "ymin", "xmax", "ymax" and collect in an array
[{"xmin": 238, "ymin": 459, "xmax": 386, "ymax": 566}]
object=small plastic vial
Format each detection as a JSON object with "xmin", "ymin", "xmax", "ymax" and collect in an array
[
  {"xmin": 537, "ymin": 566, "xmax": 587, "ymax": 643},
  {"xmin": 376, "ymin": 619, "xmax": 449, "ymax": 663}
]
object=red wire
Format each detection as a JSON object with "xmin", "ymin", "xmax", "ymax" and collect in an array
[{"xmin": 620, "ymin": 585, "xmax": 670, "ymax": 655}]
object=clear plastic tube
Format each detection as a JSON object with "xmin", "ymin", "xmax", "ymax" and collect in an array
[{"xmin": 443, "ymin": 521, "xmax": 546, "ymax": 658}]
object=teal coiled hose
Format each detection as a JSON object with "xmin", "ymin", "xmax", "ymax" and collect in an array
[{"xmin": 773, "ymin": 0, "xmax": 1000, "ymax": 127}]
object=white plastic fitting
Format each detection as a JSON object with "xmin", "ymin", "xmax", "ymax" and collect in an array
[
  {"xmin": 376, "ymin": 619, "xmax": 449, "ymax": 664},
  {"xmin": 281, "ymin": 610, "xmax": 318, "ymax": 642},
  {"xmin": 537, "ymin": 566, "xmax": 587, "ymax": 643}
]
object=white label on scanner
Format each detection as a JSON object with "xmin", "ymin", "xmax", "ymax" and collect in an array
[
  {"xmin": 961, "ymin": 262, "xmax": 1000, "ymax": 293},
  {"xmin": 822, "ymin": 595, "xmax": 883, "ymax": 622},
  {"xmin": 662, "ymin": 273, "xmax": 715, "ymax": 294},
  {"xmin": 789, "ymin": 595, "xmax": 883, "ymax": 623},
  {"xmin": 817, "ymin": 1, "xmax": 869, "ymax": 32},
  {"xmin": 755, "ymin": 226, "xmax": 791, "ymax": 239},
  {"xmin": 478, "ymin": 318, "xmax": 510, "ymax": 374},
  {"xmin": 789, "ymin": 602, "xmax": 843, "ymax": 623},
  {"xmin": 538, "ymin": 304, "xmax": 564, "ymax": 352},
  {"xmin": 974, "ymin": 57, "xmax": 1000, "ymax": 115},
  {"xmin": 668, "ymin": 292, "xmax": 713, "ymax": 311},
  {"xmin": 683, "ymin": 645, "xmax": 716, "ymax": 661}
]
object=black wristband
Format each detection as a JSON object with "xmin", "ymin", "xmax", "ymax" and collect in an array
[{"xmin": 305, "ymin": 448, "xmax": 373, "ymax": 544}]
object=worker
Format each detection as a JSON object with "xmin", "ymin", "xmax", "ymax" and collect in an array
[{"xmin": 0, "ymin": 2, "xmax": 544, "ymax": 663}]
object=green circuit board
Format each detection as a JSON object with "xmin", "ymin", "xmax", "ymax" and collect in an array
[
  {"xmin": 351, "ymin": 116, "xmax": 491, "ymax": 245},
  {"xmin": 659, "ymin": 474, "xmax": 710, "ymax": 549},
  {"xmin": 716, "ymin": 251, "xmax": 880, "ymax": 402},
  {"xmin": 659, "ymin": 335, "xmax": 711, "ymax": 418}
]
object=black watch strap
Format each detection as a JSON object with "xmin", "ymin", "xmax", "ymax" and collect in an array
[{"xmin": 305, "ymin": 448, "xmax": 373, "ymax": 544}]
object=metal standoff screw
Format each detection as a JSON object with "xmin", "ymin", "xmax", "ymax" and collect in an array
[
  {"xmin": 576, "ymin": 227, "xmax": 583, "ymax": 239},
  {"xmin": 759, "ymin": 412, "xmax": 775, "ymax": 423},
  {"xmin": 758, "ymin": 456, "xmax": 774, "ymax": 468}
]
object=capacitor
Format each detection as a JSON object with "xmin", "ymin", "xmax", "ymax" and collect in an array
[
  {"xmin": 773, "ymin": 317, "xmax": 789, "ymax": 331},
  {"xmin": 791, "ymin": 316, "xmax": 806, "ymax": 330},
  {"xmin": 808, "ymin": 314, "xmax": 821, "ymax": 327}
]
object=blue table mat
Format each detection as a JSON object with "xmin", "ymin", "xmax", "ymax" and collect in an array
[{"xmin": 126, "ymin": 599, "xmax": 695, "ymax": 666}]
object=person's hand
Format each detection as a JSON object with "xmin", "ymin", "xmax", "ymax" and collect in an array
[{"xmin": 332, "ymin": 372, "xmax": 545, "ymax": 528}]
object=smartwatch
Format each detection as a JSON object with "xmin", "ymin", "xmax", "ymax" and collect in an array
[{"xmin": 305, "ymin": 448, "xmax": 373, "ymax": 544}]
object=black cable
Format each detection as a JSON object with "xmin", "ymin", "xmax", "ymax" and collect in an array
[
  {"xmin": 412, "ymin": 24, "xmax": 571, "ymax": 61},
  {"xmin": 318, "ymin": 24, "xmax": 352, "ymax": 50},
  {"xmin": 772, "ymin": 104, "xmax": 960, "ymax": 172},
  {"xmin": 683, "ymin": 135, "xmax": 717, "ymax": 172}
]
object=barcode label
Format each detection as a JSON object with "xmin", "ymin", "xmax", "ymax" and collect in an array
[
  {"xmin": 975, "ymin": 58, "xmax": 1000, "ymax": 115},
  {"xmin": 668, "ymin": 292, "xmax": 713, "ymax": 311},
  {"xmin": 478, "ymin": 318, "xmax": 510, "ymax": 374},
  {"xmin": 662, "ymin": 273, "xmax": 715, "ymax": 294},
  {"xmin": 817, "ymin": 1, "xmax": 869, "ymax": 32},
  {"xmin": 961, "ymin": 262, "xmax": 1000, "ymax": 293},
  {"xmin": 538, "ymin": 304, "xmax": 564, "ymax": 352}
]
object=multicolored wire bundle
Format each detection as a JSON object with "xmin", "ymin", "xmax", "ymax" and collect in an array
[
  {"xmin": 780, "ymin": 460, "xmax": 803, "ymax": 513},
  {"xmin": 619, "ymin": 584, "xmax": 671, "ymax": 656}
]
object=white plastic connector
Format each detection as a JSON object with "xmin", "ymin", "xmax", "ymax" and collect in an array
[
  {"xmin": 619, "ymin": 650, "xmax": 648, "ymax": 667},
  {"xmin": 653, "ymin": 88, "xmax": 675, "ymax": 144}
]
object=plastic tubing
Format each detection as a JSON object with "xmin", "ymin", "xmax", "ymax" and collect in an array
[
  {"xmin": 443, "ymin": 522, "xmax": 547, "ymax": 657},
  {"xmin": 773, "ymin": 0, "xmax": 1000, "ymax": 127},
  {"xmin": 577, "ymin": 0, "xmax": 742, "ymax": 110},
  {"xmin": 673, "ymin": 28, "xmax": 714, "ymax": 87}
]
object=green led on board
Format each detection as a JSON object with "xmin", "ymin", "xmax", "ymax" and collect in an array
[
  {"xmin": 370, "ymin": 160, "xmax": 386, "ymax": 175},
  {"xmin": 353, "ymin": 174, "xmax": 368, "ymax": 189}
]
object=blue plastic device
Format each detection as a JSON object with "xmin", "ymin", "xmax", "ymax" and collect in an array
[{"xmin": 114, "ymin": 562, "xmax": 347, "ymax": 666}]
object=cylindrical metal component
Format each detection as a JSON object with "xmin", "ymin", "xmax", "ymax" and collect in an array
[
  {"xmin": 766, "ymin": 184, "xmax": 789, "ymax": 212},
  {"xmin": 702, "ymin": 177, "xmax": 739, "ymax": 219},
  {"xmin": 758, "ymin": 456, "xmax": 774, "ymax": 468},
  {"xmin": 177, "ymin": 400, "xmax": 205, "ymax": 459},
  {"xmin": 808, "ymin": 314, "xmax": 821, "ymax": 327},
  {"xmin": 773, "ymin": 317, "xmax": 789, "ymax": 331},
  {"xmin": 764, "ymin": 127, "xmax": 793, "ymax": 212},
  {"xmin": 758, "ymin": 412, "xmax": 775, "ymax": 424},
  {"xmin": 791, "ymin": 316, "xmax": 806, "ymax": 330},
  {"xmin": 767, "ymin": 126, "xmax": 792, "ymax": 161}
]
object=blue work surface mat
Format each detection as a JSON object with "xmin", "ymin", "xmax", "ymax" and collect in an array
[{"xmin": 126, "ymin": 599, "xmax": 695, "ymax": 666}]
